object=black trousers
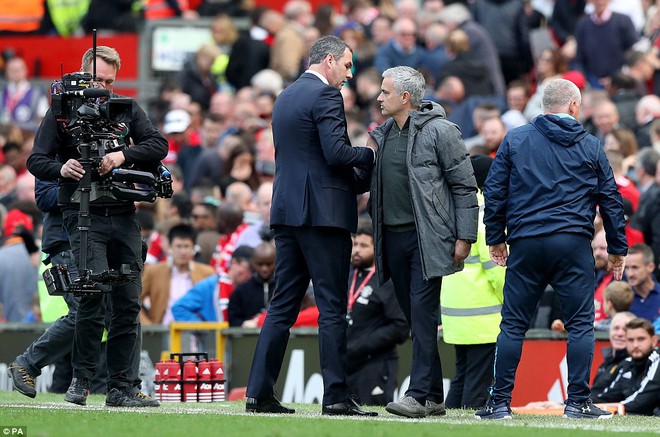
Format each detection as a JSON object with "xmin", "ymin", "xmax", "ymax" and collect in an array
[
  {"xmin": 445, "ymin": 343, "xmax": 495, "ymax": 409},
  {"xmin": 246, "ymin": 225, "xmax": 352, "ymax": 406},
  {"xmin": 384, "ymin": 229, "xmax": 443, "ymax": 404},
  {"xmin": 63, "ymin": 210, "xmax": 143, "ymax": 391},
  {"xmin": 347, "ymin": 354, "xmax": 398, "ymax": 406}
]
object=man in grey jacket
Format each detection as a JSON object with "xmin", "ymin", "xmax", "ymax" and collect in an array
[{"xmin": 369, "ymin": 66, "xmax": 478, "ymax": 418}]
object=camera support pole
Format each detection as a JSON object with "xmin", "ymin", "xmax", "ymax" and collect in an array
[{"xmin": 77, "ymin": 140, "xmax": 93, "ymax": 275}]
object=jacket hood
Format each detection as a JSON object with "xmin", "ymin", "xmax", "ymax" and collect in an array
[
  {"xmin": 410, "ymin": 100, "xmax": 447, "ymax": 128},
  {"xmin": 532, "ymin": 114, "xmax": 588, "ymax": 147}
]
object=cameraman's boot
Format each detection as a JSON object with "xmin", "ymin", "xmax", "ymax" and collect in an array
[
  {"xmin": 65, "ymin": 377, "xmax": 91, "ymax": 405},
  {"xmin": 8, "ymin": 362, "xmax": 37, "ymax": 398},
  {"xmin": 106, "ymin": 387, "xmax": 158, "ymax": 407},
  {"xmin": 131, "ymin": 387, "xmax": 160, "ymax": 407}
]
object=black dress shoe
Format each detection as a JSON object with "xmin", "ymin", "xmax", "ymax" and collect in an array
[
  {"xmin": 246, "ymin": 396, "xmax": 295, "ymax": 414},
  {"xmin": 322, "ymin": 398, "xmax": 378, "ymax": 416}
]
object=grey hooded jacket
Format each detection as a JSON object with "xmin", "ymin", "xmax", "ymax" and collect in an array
[{"xmin": 369, "ymin": 101, "xmax": 478, "ymax": 284}]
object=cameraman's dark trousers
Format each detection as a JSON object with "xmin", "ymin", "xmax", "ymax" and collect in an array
[{"xmin": 63, "ymin": 209, "xmax": 143, "ymax": 391}]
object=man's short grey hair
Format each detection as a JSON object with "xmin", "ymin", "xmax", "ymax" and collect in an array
[
  {"xmin": 382, "ymin": 66, "xmax": 425, "ymax": 108},
  {"xmin": 308, "ymin": 35, "xmax": 351, "ymax": 65},
  {"xmin": 541, "ymin": 79, "xmax": 581, "ymax": 113}
]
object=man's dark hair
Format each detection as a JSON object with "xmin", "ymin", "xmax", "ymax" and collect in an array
[
  {"xmin": 628, "ymin": 243, "xmax": 654, "ymax": 264},
  {"xmin": 232, "ymin": 245, "xmax": 255, "ymax": 264},
  {"xmin": 356, "ymin": 218, "xmax": 373, "ymax": 238},
  {"xmin": 2, "ymin": 141, "xmax": 21, "ymax": 155},
  {"xmin": 308, "ymin": 35, "xmax": 352, "ymax": 65},
  {"xmin": 610, "ymin": 72, "xmax": 636, "ymax": 91},
  {"xmin": 625, "ymin": 317, "xmax": 656, "ymax": 337},
  {"xmin": 168, "ymin": 223, "xmax": 197, "ymax": 243},
  {"xmin": 171, "ymin": 193, "xmax": 193, "ymax": 219}
]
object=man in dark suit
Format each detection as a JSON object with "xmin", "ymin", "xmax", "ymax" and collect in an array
[{"xmin": 245, "ymin": 35, "xmax": 377, "ymax": 416}]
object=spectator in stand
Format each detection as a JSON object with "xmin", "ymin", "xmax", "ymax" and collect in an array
[
  {"xmin": 634, "ymin": 95, "xmax": 660, "ymax": 151},
  {"xmin": 439, "ymin": 3, "xmax": 506, "ymax": 96},
  {"xmin": 143, "ymin": 0, "xmax": 198, "ymax": 20},
  {"xmin": 624, "ymin": 51, "xmax": 656, "ymax": 98},
  {"xmin": 574, "ymin": 0, "xmax": 638, "ymax": 89},
  {"xmin": 177, "ymin": 43, "xmax": 219, "ymax": 111},
  {"xmin": 210, "ymin": 203, "xmax": 249, "ymax": 275},
  {"xmin": 549, "ymin": 0, "xmax": 587, "ymax": 46},
  {"xmin": 219, "ymin": 142, "xmax": 259, "ymax": 196},
  {"xmin": 631, "ymin": 148, "xmax": 660, "ymax": 276},
  {"xmin": 368, "ymin": 15, "xmax": 394, "ymax": 49},
  {"xmin": 437, "ymin": 29, "xmax": 494, "ymax": 98},
  {"xmin": 226, "ymin": 7, "xmax": 271, "ymax": 91},
  {"xmin": 140, "ymin": 223, "xmax": 216, "ymax": 325},
  {"xmin": 604, "ymin": 127, "xmax": 638, "ymax": 175},
  {"xmin": 2, "ymin": 140, "xmax": 31, "ymax": 177},
  {"xmin": 462, "ymin": 103, "xmax": 502, "ymax": 150},
  {"xmin": 236, "ymin": 181, "xmax": 273, "ymax": 249},
  {"xmin": 592, "ymin": 311, "xmax": 637, "ymax": 392},
  {"xmin": 345, "ymin": 220, "xmax": 408, "ymax": 407},
  {"xmin": 591, "ymin": 100, "xmax": 621, "ymax": 143},
  {"xmin": 0, "ymin": 56, "xmax": 48, "ymax": 133},
  {"xmin": 162, "ymin": 109, "xmax": 192, "ymax": 167},
  {"xmin": 189, "ymin": 132, "xmax": 240, "ymax": 192},
  {"xmin": 481, "ymin": 117, "xmax": 508, "ymax": 157},
  {"xmin": 209, "ymin": 14, "xmax": 239, "ymax": 92},
  {"xmin": 593, "ymin": 318, "xmax": 660, "ymax": 416},
  {"xmin": 190, "ymin": 199, "xmax": 220, "ymax": 265},
  {"xmin": 433, "ymin": 76, "xmax": 466, "ymax": 117},
  {"xmin": 578, "ymin": 89, "xmax": 610, "ymax": 136},
  {"xmin": 594, "ymin": 282, "xmax": 635, "ymax": 332},
  {"xmin": 625, "ymin": 244, "xmax": 660, "ymax": 322},
  {"xmin": 183, "ymin": 113, "xmax": 223, "ymax": 193},
  {"xmin": 374, "ymin": 17, "xmax": 426, "ymax": 74},
  {"xmin": 267, "ymin": 1, "xmax": 313, "ymax": 83},
  {"xmin": 419, "ymin": 22, "xmax": 449, "ymax": 90},
  {"xmin": 470, "ymin": 0, "xmax": 532, "ymax": 84},
  {"xmin": 606, "ymin": 150, "xmax": 640, "ymax": 213},
  {"xmin": 505, "ymin": 81, "xmax": 530, "ymax": 115},
  {"xmin": 606, "ymin": 73, "xmax": 639, "ymax": 131},
  {"xmin": 172, "ymin": 245, "xmax": 254, "ymax": 323},
  {"xmin": 0, "ymin": 163, "xmax": 16, "ymax": 208},
  {"xmin": 338, "ymin": 25, "xmax": 377, "ymax": 79},
  {"xmin": 228, "ymin": 242, "xmax": 276, "ymax": 327}
]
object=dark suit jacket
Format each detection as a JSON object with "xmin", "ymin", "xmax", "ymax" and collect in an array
[{"xmin": 270, "ymin": 72, "xmax": 374, "ymax": 233}]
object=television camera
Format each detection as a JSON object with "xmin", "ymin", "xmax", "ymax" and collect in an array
[{"xmin": 43, "ymin": 42, "xmax": 173, "ymax": 297}]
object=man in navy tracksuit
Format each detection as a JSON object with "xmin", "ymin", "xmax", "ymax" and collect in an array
[{"xmin": 477, "ymin": 79, "xmax": 628, "ymax": 420}]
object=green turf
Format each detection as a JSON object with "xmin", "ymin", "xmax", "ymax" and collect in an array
[{"xmin": 0, "ymin": 392, "xmax": 658, "ymax": 437}]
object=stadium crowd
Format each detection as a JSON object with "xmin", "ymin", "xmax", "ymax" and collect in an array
[{"xmin": 0, "ymin": 0, "xmax": 659, "ymax": 413}]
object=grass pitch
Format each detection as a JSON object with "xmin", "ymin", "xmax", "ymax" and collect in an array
[{"xmin": 0, "ymin": 392, "xmax": 658, "ymax": 437}]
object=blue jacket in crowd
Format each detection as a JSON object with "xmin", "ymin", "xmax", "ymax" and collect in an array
[
  {"xmin": 484, "ymin": 114, "xmax": 628, "ymax": 255},
  {"xmin": 171, "ymin": 274, "xmax": 219, "ymax": 322}
]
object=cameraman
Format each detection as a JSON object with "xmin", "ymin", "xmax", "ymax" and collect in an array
[{"xmin": 27, "ymin": 46, "xmax": 168, "ymax": 407}]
